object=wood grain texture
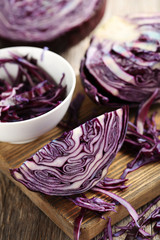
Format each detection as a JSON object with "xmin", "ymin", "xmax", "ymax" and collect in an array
[{"xmin": 1, "ymin": 0, "xmax": 160, "ymax": 239}]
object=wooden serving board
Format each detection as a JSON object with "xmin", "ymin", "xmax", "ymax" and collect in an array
[{"xmin": 0, "ymin": 76, "xmax": 160, "ymax": 240}]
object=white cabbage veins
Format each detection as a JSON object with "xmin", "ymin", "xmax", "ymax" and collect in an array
[{"xmin": 10, "ymin": 106, "xmax": 128, "ymax": 196}]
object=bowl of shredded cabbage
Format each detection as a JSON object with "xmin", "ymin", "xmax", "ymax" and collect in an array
[{"xmin": 0, "ymin": 46, "xmax": 76, "ymax": 144}]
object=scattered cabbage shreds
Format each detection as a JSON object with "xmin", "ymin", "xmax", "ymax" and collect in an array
[
  {"xmin": 70, "ymin": 177, "xmax": 129, "ymax": 239},
  {"xmin": 0, "ymin": 53, "xmax": 66, "ymax": 122},
  {"xmin": 96, "ymin": 177, "xmax": 129, "ymax": 190},
  {"xmin": 111, "ymin": 196, "xmax": 160, "ymax": 239},
  {"xmin": 120, "ymin": 89, "xmax": 160, "ymax": 179},
  {"xmin": 136, "ymin": 89, "xmax": 159, "ymax": 135},
  {"xmin": 98, "ymin": 217, "xmax": 113, "ymax": 240},
  {"xmin": 74, "ymin": 208, "xmax": 86, "ymax": 240},
  {"xmin": 80, "ymin": 14, "xmax": 160, "ymax": 107},
  {"xmin": 69, "ymin": 196, "xmax": 116, "ymax": 212},
  {"xmin": 97, "ymin": 197, "xmax": 160, "ymax": 239},
  {"xmin": 92, "ymin": 187, "xmax": 139, "ymax": 227},
  {"xmin": 120, "ymin": 119, "xmax": 160, "ymax": 180},
  {"xmin": 71, "ymin": 182, "xmax": 139, "ymax": 240},
  {"xmin": 71, "ymin": 195, "xmax": 115, "ymax": 240},
  {"xmin": 10, "ymin": 106, "xmax": 128, "ymax": 196}
]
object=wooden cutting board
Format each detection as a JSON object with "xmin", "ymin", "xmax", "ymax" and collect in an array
[{"xmin": 0, "ymin": 76, "xmax": 160, "ymax": 240}]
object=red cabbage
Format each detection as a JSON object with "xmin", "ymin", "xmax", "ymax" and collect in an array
[
  {"xmin": 92, "ymin": 187, "xmax": 139, "ymax": 227},
  {"xmin": 96, "ymin": 177, "xmax": 129, "ymax": 190},
  {"xmin": 74, "ymin": 208, "xmax": 86, "ymax": 240},
  {"xmin": 98, "ymin": 217, "xmax": 113, "ymax": 240},
  {"xmin": 120, "ymin": 120, "xmax": 160, "ymax": 179},
  {"xmin": 0, "ymin": 53, "xmax": 66, "ymax": 122},
  {"xmin": 136, "ymin": 89, "xmax": 159, "ymax": 135},
  {"xmin": 71, "ymin": 176, "xmax": 137, "ymax": 240},
  {"xmin": 111, "ymin": 196, "xmax": 160, "ymax": 239},
  {"xmin": 69, "ymin": 196, "xmax": 116, "ymax": 212},
  {"xmin": 0, "ymin": 0, "xmax": 106, "ymax": 52},
  {"xmin": 71, "ymin": 194, "xmax": 116, "ymax": 240},
  {"xmin": 10, "ymin": 106, "xmax": 128, "ymax": 196},
  {"xmin": 106, "ymin": 217, "xmax": 113, "ymax": 240},
  {"xmin": 71, "ymin": 177, "xmax": 129, "ymax": 239},
  {"xmin": 120, "ymin": 89, "xmax": 160, "ymax": 179},
  {"xmin": 80, "ymin": 14, "xmax": 160, "ymax": 107}
]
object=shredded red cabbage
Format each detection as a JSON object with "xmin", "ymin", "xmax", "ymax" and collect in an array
[
  {"xmin": 106, "ymin": 217, "xmax": 113, "ymax": 240},
  {"xmin": 71, "ymin": 179, "xmax": 138, "ymax": 240},
  {"xmin": 120, "ymin": 89, "xmax": 160, "ymax": 179},
  {"xmin": 111, "ymin": 196, "xmax": 160, "ymax": 239},
  {"xmin": 71, "ymin": 194, "xmax": 115, "ymax": 240},
  {"xmin": 92, "ymin": 187, "xmax": 139, "ymax": 227},
  {"xmin": 98, "ymin": 217, "xmax": 113, "ymax": 240},
  {"xmin": 74, "ymin": 208, "xmax": 86, "ymax": 240},
  {"xmin": 0, "ymin": 53, "xmax": 66, "ymax": 122},
  {"xmin": 69, "ymin": 196, "xmax": 116, "ymax": 212},
  {"xmin": 96, "ymin": 177, "xmax": 129, "ymax": 190},
  {"xmin": 136, "ymin": 89, "xmax": 159, "ymax": 135}
]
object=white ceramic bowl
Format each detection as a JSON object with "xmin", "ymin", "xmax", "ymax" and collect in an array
[{"xmin": 0, "ymin": 46, "xmax": 76, "ymax": 144}]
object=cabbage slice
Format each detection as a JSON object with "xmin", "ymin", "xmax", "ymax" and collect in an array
[
  {"xmin": 10, "ymin": 106, "xmax": 128, "ymax": 196},
  {"xmin": 0, "ymin": 0, "xmax": 106, "ymax": 52},
  {"xmin": 80, "ymin": 14, "xmax": 160, "ymax": 106}
]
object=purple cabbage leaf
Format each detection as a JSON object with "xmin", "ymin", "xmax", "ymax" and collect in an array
[
  {"xmin": 69, "ymin": 195, "xmax": 116, "ymax": 213},
  {"xmin": 111, "ymin": 196, "xmax": 160, "ymax": 239},
  {"xmin": 74, "ymin": 208, "xmax": 86, "ymax": 240},
  {"xmin": 98, "ymin": 217, "xmax": 113, "ymax": 240},
  {"xmin": 80, "ymin": 14, "xmax": 160, "ymax": 107},
  {"xmin": 120, "ymin": 89, "xmax": 160, "ymax": 179},
  {"xmin": 10, "ymin": 106, "xmax": 128, "ymax": 196},
  {"xmin": 0, "ymin": 0, "xmax": 106, "ymax": 52},
  {"xmin": 92, "ymin": 187, "xmax": 139, "ymax": 227},
  {"xmin": 71, "ymin": 176, "xmax": 130, "ymax": 240},
  {"xmin": 96, "ymin": 177, "xmax": 129, "ymax": 190}
]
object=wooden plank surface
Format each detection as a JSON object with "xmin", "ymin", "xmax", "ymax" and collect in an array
[{"xmin": 1, "ymin": 0, "xmax": 160, "ymax": 240}]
